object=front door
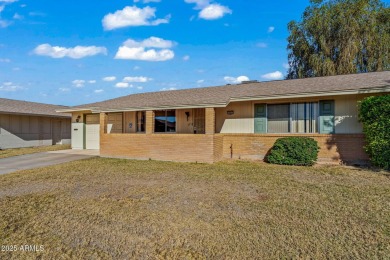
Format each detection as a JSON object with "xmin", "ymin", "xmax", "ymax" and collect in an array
[
  {"xmin": 52, "ymin": 120, "xmax": 62, "ymax": 145},
  {"xmin": 254, "ymin": 104, "xmax": 267, "ymax": 133},
  {"xmin": 86, "ymin": 114, "xmax": 100, "ymax": 150},
  {"xmin": 319, "ymin": 100, "xmax": 335, "ymax": 134}
]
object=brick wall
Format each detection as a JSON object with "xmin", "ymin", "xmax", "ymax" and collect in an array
[
  {"xmin": 100, "ymin": 133, "xmax": 368, "ymax": 164},
  {"xmin": 205, "ymin": 108, "xmax": 215, "ymax": 134},
  {"xmin": 100, "ymin": 133, "xmax": 216, "ymax": 163},
  {"xmin": 145, "ymin": 111, "xmax": 154, "ymax": 134},
  {"xmin": 220, "ymin": 134, "xmax": 368, "ymax": 164}
]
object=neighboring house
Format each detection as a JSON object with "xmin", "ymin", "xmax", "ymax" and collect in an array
[
  {"xmin": 58, "ymin": 71, "xmax": 390, "ymax": 164},
  {"xmin": 0, "ymin": 98, "xmax": 71, "ymax": 149}
]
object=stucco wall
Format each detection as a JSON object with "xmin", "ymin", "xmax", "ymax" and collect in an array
[
  {"xmin": 0, "ymin": 113, "xmax": 71, "ymax": 149},
  {"xmin": 216, "ymin": 94, "xmax": 370, "ymax": 134}
]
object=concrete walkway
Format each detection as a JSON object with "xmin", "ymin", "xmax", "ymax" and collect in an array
[{"xmin": 0, "ymin": 149, "xmax": 99, "ymax": 175}]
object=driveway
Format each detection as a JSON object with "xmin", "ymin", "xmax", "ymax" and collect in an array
[{"xmin": 0, "ymin": 149, "xmax": 99, "ymax": 175}]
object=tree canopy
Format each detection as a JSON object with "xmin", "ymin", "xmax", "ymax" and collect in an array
[{"xmin": 287, "ymin": 0, "xmax": 390, "ymax": 79}]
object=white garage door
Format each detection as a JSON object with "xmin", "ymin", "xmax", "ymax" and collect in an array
[{"xmin": 86, "ymin": 114, "xmax": 100, "ymax": 150}]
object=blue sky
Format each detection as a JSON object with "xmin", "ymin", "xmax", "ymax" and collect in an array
[{"xmin": 0, "ymin": 0, "xmax": 312, "ymax": 106}]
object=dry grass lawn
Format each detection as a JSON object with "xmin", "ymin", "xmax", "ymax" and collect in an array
[
  {"xmin": 0, "ymin": 158, "xmax": 389, "ymax": 259},
  {"xmin": 0, "ymin": 144, "xmax": 71, "ymax": 159}
]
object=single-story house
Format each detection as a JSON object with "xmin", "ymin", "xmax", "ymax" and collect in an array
[
  {"xmin": 0, "ymin": 98, "xmax": 71, "ymax": 149},
  {"xmin": 58, "ymin": 71, "xmax": 390, "ymax": 164}
]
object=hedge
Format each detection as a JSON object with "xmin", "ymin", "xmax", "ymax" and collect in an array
[
  {"xmin": 266, "ymin": 137, "xmax": 319, "ymax": 166},
  {"xmin": 359, "ymin": 94, "xmax": 390, "ymax": 170}
]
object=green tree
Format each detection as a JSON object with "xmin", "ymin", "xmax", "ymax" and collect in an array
[{"xmin": 287, "ymin": 0, "xmax": 390, "ymax": 79}]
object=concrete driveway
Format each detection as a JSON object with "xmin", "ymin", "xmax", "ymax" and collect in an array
[{"xmin": 0, "ymin": 149, "xmax": 99, "ymax": 175}]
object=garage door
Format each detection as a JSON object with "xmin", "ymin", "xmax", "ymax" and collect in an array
[{"xmin": 86, "ymin": 114, "xmax": 100, "ymax": 150}]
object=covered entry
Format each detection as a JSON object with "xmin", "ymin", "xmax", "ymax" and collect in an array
[
  {"xmin": 52, "ymin": 120, "xmax": 62, "ymax": 145},
  {"xmin": 85, "ymin": 114, "xmax": 100, "ymax": 149}
]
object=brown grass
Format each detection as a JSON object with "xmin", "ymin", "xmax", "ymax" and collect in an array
[
  {"xmin": 0, "ymin": 158, "xmax": 389, "ymax": 259},
  {"xmin": 0, "ymin": 144, "xmax": 71, "ymax": 159}
]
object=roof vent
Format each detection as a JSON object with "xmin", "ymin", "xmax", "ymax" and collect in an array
[{"xmin": 241, "ymin": 80, "xmax": 258, "ymax": 84}]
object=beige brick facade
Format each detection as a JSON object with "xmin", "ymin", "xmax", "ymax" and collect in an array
[
  {"xmin": 100, "ymin": 132, "xmax": 368, "ymax": 164},
  {"xmin": 220, "ymin": 134, "xmax": 368, "ymax": 164},
  {"xmin": 205, "ymin": 108, "xmax": 215, "ymax": 134},
  {"xmin": 97, "ymin": 108, "xmax": 369, "ymax": 165}
]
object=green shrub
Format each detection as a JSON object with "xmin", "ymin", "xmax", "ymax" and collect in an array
[
  {"xmin": 358, "ymin": 94, "xmax": 390, "ymax": 170},
  {"xmin": 266, "ymin": 137, "xmax": 319, "ymax": 166}
]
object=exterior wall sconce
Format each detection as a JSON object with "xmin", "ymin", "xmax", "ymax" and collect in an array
[
  {"xmin": 76, "ymin": 115, "xmax": 81, "ymax": 122},
  {"xmin": 227, "ymin": 110, "xmax": 234, "ymax": 115},
  {"xmin": 185, "ymin": 112, "xmax": 190, "ymax": 121}
]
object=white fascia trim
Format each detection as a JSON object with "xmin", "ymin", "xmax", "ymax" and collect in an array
[
  {"xmin": 55, "ymin": 108, "xmax": 96, "ymax": 113},
  {"xmin": 228, "ymin": 86, "xmax": 390, "ymax": 103},
  {"xmin": 100, "ymin": 103, "xmax": 227, "ymax": 113}
]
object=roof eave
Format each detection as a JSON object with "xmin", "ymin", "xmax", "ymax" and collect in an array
[
  {"xmin": 0, "ymin": 111, "xmax": 71, "ymax": 118},
  {"xmin": 56, "ymin": 85, "xmax": 390, "ymax": 113},
  {"xmin": 228, "ymin": 86, "xmax": 390, "ymax": 103}
]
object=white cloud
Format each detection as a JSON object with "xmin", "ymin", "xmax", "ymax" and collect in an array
[
  {"xmin": 183, "ymin": 55, "xmax": 190, "ymax": 61},
  {"xmin": 72, "ymin": 79, "xmax": 85, "ymax": 88},
  {"xmin": 184, "ymin": 0, "xmax": 210, "ymax": 9},
  {"xmin": 160, "ymin": 87, "xmax": 177, "ymax": 91},
  {"xmin": 133, "ymin": 66, "xmax": 141, "ymax": 70},
  {"xmin": 136, "ymin": 86, "xmax": 143, "ymax": 90},
  {"xmin": 197, "ymin": 79, "xmax": 204, "ymax": 84},
  {"xmin": 121, "ymin": 37, "xmax": 175, "ymax": 48},
  {"xmin": 115, "ymin": 82, "xmax": 131, "ymax": 88},
  {"xmin": 0, "ymin": 0, "xmax": 18, "ymax": 3},
  {"xmin": 33, "ymin": 44, "xmax": 107, "ymax": 59},
  {"xmin": 0, "ymin": 58, "xmax": 10, "ymax": 62},
  {"xmin": 102, "ymin": 6, "xmax": 170, "ymax": 30},
  {"xmin": 268, "ymin": 26, "xmax": 275, "ymax": 33},
  {"xmin": 256, "ymin": 42, "xmax": 267, "ymax": 48},
  {"xmin": 103, "ymin": 76, "xmax": 116, "ymax": 82},
  {"xmin": 88, "ymin": 80, "xmax": 96, "ymax": 84},
  {"xmin": 0, "ymin": 6, "xmax": 4, "ymax": 12},
  {"xmin": 0, "ymin": 20, "xmax": 12, "ymax": 28},
  {"xmin": 59, "ymin": 87, "xmax": 70, "ymax": 92},
  {"xmin": 185, "ymin": 0, "xmax": 231, "ymax": 20},
  {"xmin": 224, "ymin": 75, "xmax": 250, "ymax": 84},
  {"xmin": 123, "ymin": 76, "xmax": 151, "ymax": 83},
  {"xmin": 283, "ymin": 63, "xmax": 290, "ymax": 69},
  {"xmin": 13, "ymin": 13, "xmax": 23, "ymax": 20},
  {"xmin": 261, "ymin": 71, "xmax": 283, "ymax": 80},
  {"xmin": 199, "ymin": 4, "xmax": 232, "ymax": 20},
  {"xmin": 115, "ymin": 37, "xmax": 175, "ymax": 62},
  {"xmin": 94, "ymin": 89, "xmax": 104, "ymax": 93},
  {"xmin": 0, "ymin": 81, "xmax": 23, "ymax": 91}
]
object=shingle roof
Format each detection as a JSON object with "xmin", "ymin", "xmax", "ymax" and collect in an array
[
  {"xmin": 68, "ymin": 71, "xmax": 390, "ymax": 112},
  {"xmin": 0, "ymin": 98, "xmax": 71, "ymax": 117}
]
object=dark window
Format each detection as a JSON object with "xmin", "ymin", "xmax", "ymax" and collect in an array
[
  {"xmin": 136, "ymin": 111, "xmax": 146, "ymax": 132},
  {"xmin": 154, "ymin": 110, "xmax": 176, "ymax": 132},
  {"xmin": 267, "ymin": 104, "xmax": 290, "ymax": 133}
]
